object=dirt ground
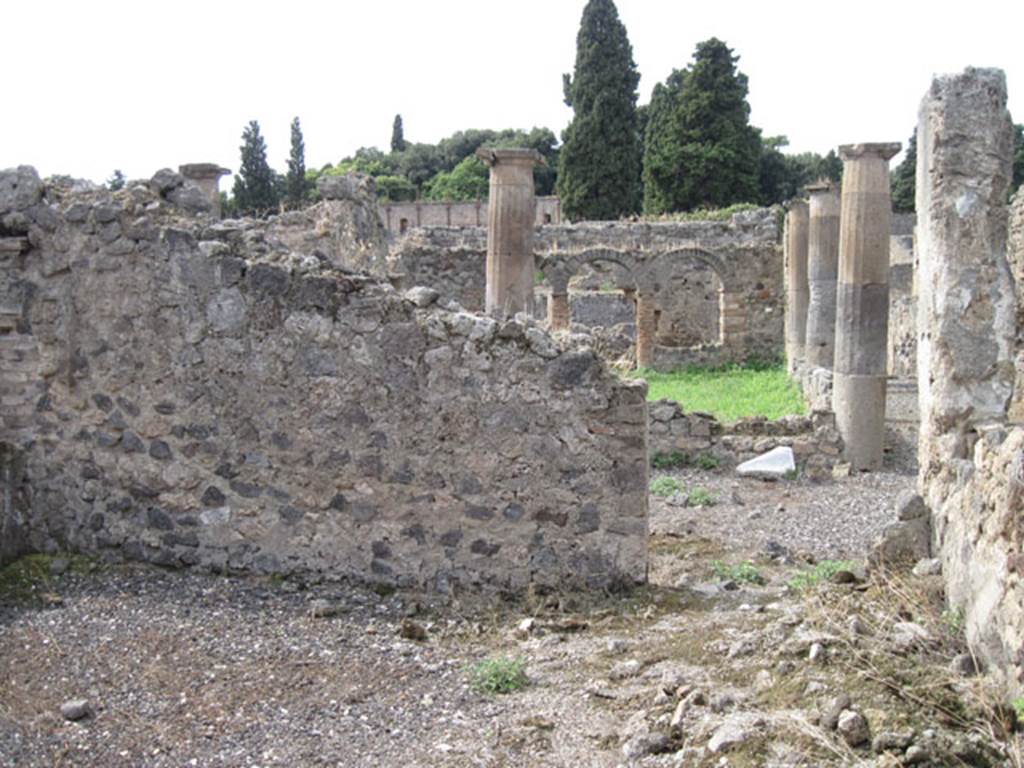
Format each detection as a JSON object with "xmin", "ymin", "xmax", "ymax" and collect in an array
[{"xmin": 2, "ymin": 468, "xmax": 1022, "ymax": 767}]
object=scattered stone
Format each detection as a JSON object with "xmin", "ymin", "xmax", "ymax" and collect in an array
[
  {"xmin": 308, "ymin": 599, "xmax": 342, "ymax": 618},
  {"xmin": 707, "ymin": 717, "xmax": 756, "ymax": 753},
  {"xmin": 621, "ymin": 731, "xmax": 671, "ymax": 759},
  {"xmin": 60, "ymin": 699, "xmax": 91, "ymax": 722},
  {"xmin": 736, "ymin": 446, "xmax": 795, "ymax": 479},
  {"xmin": 670, "ymin": 699, "xmax": 687, "ymax": 728},
  {"xmin": 870, "ymin": 516, "xmax": 931, "ymax": 566},
  {"xmin": 890, "ymin": 622, "xmax": 933, "ymax": 653},
  {"xmin": 832, "ymin": 462, "xmax": 851, "ymax": 479},
  {"xmin": 399, "ymin": 618, "xmax": 428, "ymax": 641},
  {"xmin": 846, "ymin": 614, "xmax": 869, "ymax": 636},
  {"xmin": 820, "ymin": 693, "xmax": 851, "ymax": 730},
  {"xmin": 949, "ymin": 653, "xmax": 979, "ymax": 677},
  {"xmin": 404, "ymin": 286, "xmax": 439, "ymax": 308},
  {"xmin": 606, "ymin": 638, "xmax": 628, "ymax": 655},
  {"xmin": 754, "ymin": 669, "xmax": 773, "ymax": 693},
  {"xmin": 609, "ymin": 659, "xmax": 642, "ymax": 681},
  {"xmin": 912, "ymin": 558, "xmax": 942, "ymax": 577},
  {"xmin": 836, "ymin": 709, "xmax": 869, "ymax": 746},
  {"xmin": 903, "ymin": 743, "xmax": 932, "ymax": 765},
  {"xmin": 871, "ymin": 730, "xmax": 914, "ymax": 753},
  {"xmin": 514, "ymin": 618, "xmax": 537, "ymax": 640},
  {"xmin": 808, "ymin": 642, "xmax": 826, "ymax": 663},
  {"xmin": 49, "ymin": 557, "xmax": 69, "ymax": 576},
  {"xmin": 896, "ymin": 493, "xmax": 928, "ymax": 521}
]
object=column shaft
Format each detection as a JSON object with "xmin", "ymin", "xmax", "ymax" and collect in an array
[
  {"xmin": 805, "ymin": 184, "xmax": 841, "ymax": 368},
  {"xmin": 548, "ymin": 293, "xmax": 570, "ymax": 331},
  {"xmin": 833, "ymin": 142, "xmax": 900, "ymax": 470},
  {"xmin": 784, "ymin": 202, "xmax": 809, "ymax": 374},
  {"xmin": 635, "ymin": 294, "xmax": 656, "ymax": 369}
]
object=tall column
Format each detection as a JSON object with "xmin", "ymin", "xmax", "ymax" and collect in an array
[
  {"xmin": 548, "ymin": 293, "xmax": 570, "ymax": 331},
  {"xmin": 635, "ymin": 293, "xmax": 656, "ymax": 369},
  {"xmin": 179, "ymin": 164, "xmax": 230, "ymax": 217},
  {"xmin": 804, "ymin": 182, "xmax": 841, "ymax": 368},
  {"xmin": 784, "ymin": 201, "xmax": 809, "ymax": 375},
  {"xmin": 833, "ymin": 142, "xmax": 900, "ymax": 470},
  {"xmin": 719, "ymin": 290, "xmax": 745, "ymax": 350},
  {"xmin": 476, "ymin": 148, "xmax": 542, "ymax": 318}
]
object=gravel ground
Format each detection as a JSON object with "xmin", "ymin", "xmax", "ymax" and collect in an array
[
  {"xmin": 4, "ymin": 466, "xmax": 1004, "ymax": 768},
  {"xmin": 650, "ymin": 467, "xmax": 916, "ymax": 563}
]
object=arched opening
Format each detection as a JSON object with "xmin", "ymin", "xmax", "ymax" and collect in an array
[{"xmin": 399, "ymin": 218, "xmax": 409, "ymax": 234}]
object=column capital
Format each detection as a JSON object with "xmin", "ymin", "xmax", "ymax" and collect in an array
[
  {"xmin": 838, "ymin": 143, "xmax": 900, "ymax": 162},
  {"xmin": 475, "ymin": 148, "xmax": 544, "ymax": 167},
  {"xmin": 804, "ymin": 180, "xmax": 837, "ymax": 195},
  {"xmin": 179, "ymin": 163, "xmax": 231, "ymax": 181}
]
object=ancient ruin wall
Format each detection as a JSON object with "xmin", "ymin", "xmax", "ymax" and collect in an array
[
  {"xmin": 1008, "ymin": 191, "xmax": 1024, "ymax": 421},
  {"xmin": 0, "ymin": 167, "xmax": 649, "ymax": 590},
  {"xmin": 915, "ymin": 68, "xmax": 1022, "ymax": 695},
  {"xmin": 389, "ymin": 210, "xmax": 783, "ymax": 366}
]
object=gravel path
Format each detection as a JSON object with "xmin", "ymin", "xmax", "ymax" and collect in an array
[{"xmin": 650, "ymin": 467, "xmax": 916, "ymax": 564}]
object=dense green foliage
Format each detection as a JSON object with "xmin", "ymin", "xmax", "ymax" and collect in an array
[
  {"xmin": 557, "ymin": 0, "xmax": 642, "ymax": 221},
  {"xmin": 631, "ymin": 362, "xmax": 804, "ymax": 422},
  {"xmin": 469, "ymin": 657, "xmax": 529, "ymax": 694},
  {"xmin": 642, "ymin": 38, "xmax": 760, "ymax": 214},
  {"xmin": 423, "ymin": 155, "xmax": 489, "ymax": 201},
  {"xmin": 107, "ymin": 169, "xmax": 125, "ymax": 191},
  {"xmin": 285, "ymin": 117, "xmax": 308, "ymax": 208},
  {"xmin": 232, "ymin": 120, "xmax": 279, "ymax": 217},
  {"xmin": 890, "ymin": 133, "xmax": 917, "ymax": 214},
  {"xmin": 390, "ymin": 114, "xmax": 406, "ymax": 153},
  {"xmin": 1014, "ymin": 123, "xmax": 1024, "ymax": 196},
  {"xmin": 758, "ymin": 138, "xmax": 841, "ymax": 206}
]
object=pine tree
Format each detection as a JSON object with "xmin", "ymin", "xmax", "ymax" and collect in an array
[
  {"xmin": 107, "ymin": 169, "xmax": 125, "ymax": 191},
  {"xmin": 557, "ymin": 0, "xmax": 642, "ymax": 221},
  {"xmin": 232, "ymin": 120, "xmax": 278, "ymax": 217},
  {"xmin": 391, "ymin": 114, "xmax": 406, "ymax": 153},
  {"xmin": 286, "ymin": 117, "xmax": 307, "ymax": 208},
  {"xmin": 642, "ymin": 38, "xmax": 761, "ymax": 213},
  {"xmin": 890, "ymin": 133, "xmax": 916, "ymax": 214}
]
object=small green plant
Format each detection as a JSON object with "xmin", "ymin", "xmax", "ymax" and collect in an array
[
  {"xmin": 598, "ymin": 280, "xmax": 616, "ymax": 292},
  {"xmin": 783, "ymin": 468, "xmax": 799, "ymax": 481},
  {"xmin": 787, "ymin": 560, "xmax": 857, "ymax": 590},
  {"xmin": 941, "ymin": 607, "xmax": 965, "ymax": 634},
  {"xmin": 470, "ymin": 657, "xmax": 529, "ymax": 694},
  {"xmin": 649, "ymin": 476, "xmax": 683, "ymax": 497},
  {"xmin": 1012, "ymin": 697, "xmax": 1024, "ymax": 726},
  {"xmin": 534, "ymin": 269, "xmax": 546, "ymax": 286},
  {"xmin": 710, "ymin": 560, "xmax": 763, "ymax": 584},
  {"xmin": 687, "ymin": 487, "xmax": 717, "ymax": 507},
  {"xmin": 694, "ymin": 453, "xmax": 719, "ymax": 470},
  {"xmin": 651, "ymin": 451, "xmax": 687, "ymax": 469}
]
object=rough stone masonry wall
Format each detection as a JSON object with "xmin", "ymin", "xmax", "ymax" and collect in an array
[
  {"xmin": 389, "ymin": 210, "xmax": 782, "ymax": 365},
  {"xmin": 915, "ymin": 68, "xmax": 1022, "ymax": 696},
  {"xmin": 1007, "ymin": 190, "xmax": 1024, "ymax": 421},
  {"xmin": 0, "ymin": 167, "xmax": 649, "ymax": 590}
]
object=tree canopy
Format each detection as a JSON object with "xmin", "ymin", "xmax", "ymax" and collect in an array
[
  {"xmin": 285, "ymin": 117, "xmax": 308, "ymax": 208},
  {"xmin": 232, "ymin": 120, "xmax": 278, "ymax": 216},
  {"xmin": 391, "ymin": 114, "xmax": 406, "ymax": 153},
  {"xmin": 557, "ymin": 0, "xmax": 642, "ymax": 220}
]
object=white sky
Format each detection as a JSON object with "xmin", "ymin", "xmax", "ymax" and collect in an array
[{"xmin": 2, "ymin": 0, "xmax": 1020, "ymax": 185}]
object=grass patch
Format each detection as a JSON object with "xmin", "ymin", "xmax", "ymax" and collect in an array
[
  {"xmin": 632, "ymin": 363, "xmax": 803, "ymax": 423},
  {"xmin": 470, "ymin": 657, "xmax": 529, "ymax": 695},
  {"xmin": 0, "ymin": 553, "xmax": 95, "ymax": 605},
  {"xmin": 651, "ymin": 451, "xmax": 687, "ymax": 469},
  {"xmin": 710, "ymin": 560, "xmax": 763, "ymax": 584},
  {"xmin": 687, "ymin": 487, "xmax": 717, "ymax": 507},
  {"xmin": 1013, "ymin": 697, "xmax": 1024, "ymax": 726},
  {"xmin": 649, "ymin": 476, "xmax": 683, "ymax": 497},
  {"xmin": 694, "ymin": 453, "xmax": 719, "ymax": 470},
  {"xmin": 787, "ymin": 560, "xmax": 857, "ymax": 590}
]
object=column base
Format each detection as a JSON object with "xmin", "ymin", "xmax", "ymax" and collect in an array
[{"xmin": 833, "ymin": 373, "xmax": 887, "ymax": 471}]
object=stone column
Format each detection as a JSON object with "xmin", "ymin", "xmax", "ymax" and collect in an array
[
  {"xmin": 784, "ymin": 201, "xmax": 809, "ymax": 375},
  {"xmin": 476, "ymin": 148, "xmax": 542, "ymax": 319},
  {"xmin": 635, "ymin": 293, "xmax": 657, "ymax": 369},
  {"xmin": 179, "ymin": 164, "xmax": 230, "ymax": 217},
  {"xmin": 833, "ymin": 142, "xmax": 900, "ymax": 470},
  {"xmin": 804, "ymin": 182, "xmax": 841, "ymax": 368},
  {"xmin": 548, "ymin": 292, "xmax": 570, "ymax": 331},
  {"xmin": 719, "ymin": 290, "xmax": 745, "ymax": 350}
]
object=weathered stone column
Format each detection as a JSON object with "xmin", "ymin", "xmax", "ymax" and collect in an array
[
  {"xmin": 476, "ymin": 148, "xmax": 542, "ymax": 318},
  {"xmin": 784, "ymin": 201, "xmax": 809, "ymax": 374},
  {"xmin": 635, "ymin": 293, "xmax": 657, "ymax": 369},
  {"xmin": 833, "ymin": 142, "xmax": 900, "ymax": 470},
  {"xmin": 179, "ymin": 164, "xmax": 230, "ymax": 217},
  {"xmin": 804, "ymin": 182, "xmax": 841, "ymax": 368},
  {"xmin": 548, "ymin": 292, "xmax": 570, "ymax": 331},
  {"xmin": 915, "ymin": 67, "xmax": 1018, "ymax": 699},
  {"xmin": 719, "ymin": 290, "xmax": 745, "ymax": 350}
]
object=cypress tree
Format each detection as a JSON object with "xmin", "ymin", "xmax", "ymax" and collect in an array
[
  {"xmin": 233, "ymin": 120, "xmax": 278, "ymax": 217},
  {"xmin": 286, "ymin": 117, "xmax": 307, "ymax": 208},
  {"xmin": 557, "ymin": 0, "xmax": 641, "ymax": 221},
  {"xmin": 890, "ymin": 133, "xmax": 916, "ymax": 214},
  {"xmin": 642, "ymin": 38, "xmax": 761, "ymax": 212},
  {"xmin": 391, "ymin": 114, "xmax": 406, "ymax": 153}
]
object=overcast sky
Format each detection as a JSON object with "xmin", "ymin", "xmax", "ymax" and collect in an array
[{"xmin": 3, "ymin": 0, "xmax": 1020, "ymax": 185}]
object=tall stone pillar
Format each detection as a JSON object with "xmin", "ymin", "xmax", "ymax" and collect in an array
[
  {"xmin": 635, "ymin": 294, "xmax": 657, "ymax": 369},
  {"xmin": 548, "ymin": 293, "xmax": 570, "ymax": 331},
  {"xmin": 804, "ymin": 182, "xmax": 841, "ymax": 368},
  {"xmin": 833, "ymin": 142, "xmax": 900, "ymax": 470},
  {"xmin": 476, "ymin": 148, "xmax": 542, "ymax": 318},
  {"xmin": 784, "ymin": 201, "xmax": 809, "ymax": 375},
  {"xmin": 179, "ymin": 164, "xmax": 230, "ymax": 217}
]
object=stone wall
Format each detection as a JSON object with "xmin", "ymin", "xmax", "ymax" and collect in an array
[
  {"xmin": 1008, "ymin": 190, "xmax": 1024, "ymax": 421},
  {"xmin": 647, "ymin": 399, "xmax": 842, "ymax": 473},
  {"xmin": 915, "ymin": 68, "xmax": 1022, "ymax": 696},
  {"xmin": 379, "ymin": 196, "xmax": 561, "ymax": 233},
  {"xmin": 0, "ymin": 442, "xmax": 29, "ymax": 567},
  {"xmin": 0, "ymin": 166, "xmax": 649, "ymax": 591},
  {"xmin": 389, "ymin": 209, "xmax": 783, "ymax": 368}
]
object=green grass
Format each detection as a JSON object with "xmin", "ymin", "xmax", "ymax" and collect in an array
[
  {"xmin": 632, "ymin": 363, "xmax": 804, "ymax": 423},
  {"xmin": 687, "ymin": 487, "xmax": 717, "ymax": 507},
  {"xmin": 651, "ymin": 451, "xmax": 687, "ymax": 470},
  {"xmin": 787, "ymin": 560, "xmax": 857, "ymax": 590},
  {"xmin": 649, "ymin": 476, "xmax": 683, "ymax": 497},
  {"xmin": 710, "ymin": 560, "xmax": 764, "ymax": 584},
  {"xmin": 1013, "ymin": 697, "xmax": 1024, "ymax": 725},
  {"xmin": 469, "ymin": 657, "xmax": 529, "ymax": 694}
]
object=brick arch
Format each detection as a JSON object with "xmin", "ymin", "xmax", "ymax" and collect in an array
[{"xmin": 538, "ymin": 247, "xmax": 644, "ymax": 295}]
